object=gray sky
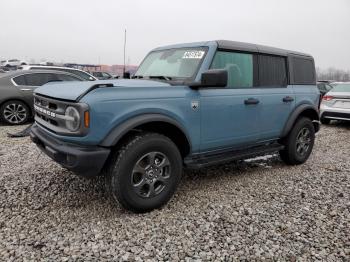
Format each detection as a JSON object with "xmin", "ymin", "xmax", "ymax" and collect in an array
[{"xmin": 0, "ymin": 0, "xmax": 349, "ymax": 69}]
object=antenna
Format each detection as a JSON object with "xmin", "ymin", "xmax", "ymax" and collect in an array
[{"xmin": 123, "ymin": 29, "xmax": 127, "ymax": 77}]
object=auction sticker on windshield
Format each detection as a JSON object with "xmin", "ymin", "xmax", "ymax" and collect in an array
[{"xmin": 182, "ymin": 50, "xmax": 205, "ymax": 59}]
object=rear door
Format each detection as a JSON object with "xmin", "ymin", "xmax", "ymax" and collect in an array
[
  {"xmin": 199, "ymin": 50, "xmax": 261, "ymax": 152},
  {"xmin": 256, "ymin": 54, "xmax": 295, "ymax": 141}
]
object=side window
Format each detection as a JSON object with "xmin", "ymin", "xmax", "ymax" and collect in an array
[
  {"xmin": 258, "ymin": 55, "xmax": 288, "ymax": 87},
  {"xmin": 210, "ymin": 51, "xmax": 253, "ymax": 88},
  {"xmin": 317, "ymin": 83, "xmax": 326, "ymax": 91},
  {"xmin": 12, "ymin": 75, "xmax": 26, "ymax": 85},
  {"xmin": 23, "ymin": 73, "xmax": 56, "ymax": 86},
  {"xmin": 66, "ymin": 69, "xmax": 91, "ymax": 80},
  {"xmin": 292, "ymin": 57, "xmax": 315, "ymax": 85},
  {"xmin": 56, "ymin": 74, "xmax": 81, "ymax": 81},
  {"xmin": 94, "ymin": 72, "xmax": 103, "ymax": 77}
]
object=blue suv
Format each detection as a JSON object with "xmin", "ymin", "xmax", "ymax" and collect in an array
[{"xmin": 30, "ymin": 40, "xmax": 320, "ymax": 212}]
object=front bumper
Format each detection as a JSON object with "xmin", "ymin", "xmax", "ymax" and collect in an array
[{"xmin": 30, "ymin": 124, "xmax": 110, "ymax": 178}]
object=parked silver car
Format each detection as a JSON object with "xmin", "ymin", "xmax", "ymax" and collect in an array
[{"xmin": 320, "ymin": 82, "xmax": 350, "ymax": 124}]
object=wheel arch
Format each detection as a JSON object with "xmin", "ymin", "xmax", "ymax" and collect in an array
[
  {"xmin": 281, "ymin": 104, "xmax": 320, "ymax": 137},
  {"xmin": 100, "ymin": 114, "xmax": 192, "ymax": 158}
]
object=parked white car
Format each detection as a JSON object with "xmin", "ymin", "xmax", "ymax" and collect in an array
[
  {"xmin": 1, "ymin": 59, "xmax": 27, "ymax": 67},
  {"xmin": 320, "ymin": 82, "xmax": 350, "ymax": 124}
]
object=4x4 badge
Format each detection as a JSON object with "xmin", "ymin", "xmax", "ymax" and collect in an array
[{"xmin": 191, "ymin": 101, "xmax": 199, "ymax": 110}]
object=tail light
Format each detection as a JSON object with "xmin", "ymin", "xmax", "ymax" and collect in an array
[{"xmin": 322, "ymin": 95, "xmax": 334, "ymax": 101}]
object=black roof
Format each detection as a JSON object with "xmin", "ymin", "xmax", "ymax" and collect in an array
[{"xmin": 216, "ymin": 40, "xmax": 312, "ymax": 58}]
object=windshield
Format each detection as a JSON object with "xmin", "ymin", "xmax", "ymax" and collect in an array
[
  {"xmin": 331, "ymin": 83, "xmax": 350, "ymax": 92},
  {"xmin": 134, "ymin": 47, "xmax": 207, "ymax": 80}
]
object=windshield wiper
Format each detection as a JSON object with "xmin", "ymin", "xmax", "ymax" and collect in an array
[{"xmin": 148, "ymin": 75, "xmax": 172, "ymax": 81}]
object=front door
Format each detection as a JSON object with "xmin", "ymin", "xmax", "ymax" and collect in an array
[{"xmin": 199, "ymin": 50, "xmax": 261, "ymax": 152}]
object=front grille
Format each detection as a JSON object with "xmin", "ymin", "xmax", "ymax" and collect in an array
[
  {"xmin": 34, "ymin": 95, "xmax": 67, "ymax": 131},
  {"xmin": 33, "ymin": 94, "xmax": 89, "ymax": 136}
]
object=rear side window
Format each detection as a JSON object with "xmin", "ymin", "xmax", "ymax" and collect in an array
[
  {"xmin": 292, "ymin": 57, "xmax": 315, "ymax": 85},
  {"xmin": 258, "ymin": 55, "xmax": 287, "ymax": 87},
  {"xmin": 12, "ymin": 75, "xmax": 26, "ymax": 85},
  {"xmin": 210, "ymin": 51, "xmax": 253, "ymax": 88}
]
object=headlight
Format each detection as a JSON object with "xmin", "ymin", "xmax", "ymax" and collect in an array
[{"xmin": 65, "ymin": 106, "xmax": 80, "ymax": 131}]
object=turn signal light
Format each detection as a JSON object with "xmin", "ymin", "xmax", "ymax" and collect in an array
[
  {"xmin": 84, "ymin": 111, "xmax": 90, "ymax": 128},
  {"xmin": 322, "ymin": 95, "xmax": 334, "ymax": 101}
]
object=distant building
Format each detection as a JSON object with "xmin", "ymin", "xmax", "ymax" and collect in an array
[
  {"xmin": 60, "ymin": 63, "xmax": 139, "ymax": 77},
  {"xmin": 91, "ymin": 64, "xmax": 138, "ymax": 77}
]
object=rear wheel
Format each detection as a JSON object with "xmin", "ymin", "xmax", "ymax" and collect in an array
[
  {"xmin": 0, "ymin": 100, "xmax": 30, "ymax": 125},
  {"xmin": 279, "ymin": 117, "xmax": 315, "ymax": 165},
  {"xmin": 104, "ymin": 132, "xmax": 182, "ymax": 213}
]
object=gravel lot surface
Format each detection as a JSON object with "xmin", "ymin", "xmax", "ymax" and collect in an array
[{"xmin": 0, "ymin": 123, "xmax": 349, "ymax": 261}]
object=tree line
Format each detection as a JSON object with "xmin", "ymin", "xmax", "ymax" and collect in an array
[{"xmin": 316, "ymin": 67, "xmax": 350, "ymax": 82}]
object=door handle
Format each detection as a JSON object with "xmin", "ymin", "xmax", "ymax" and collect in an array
[
  {"xmin": 244, "ymin": 98, "xmax": 260, "ymax": 105},
  {"xmin": 283, "ymin": 96, "xmax": 294, "ymax": 103}
]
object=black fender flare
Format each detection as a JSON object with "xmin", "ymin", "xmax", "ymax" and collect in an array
[
  {"xmin": 281, "ymin": 104, "xmax": 320, "ymax": 137},
  {"xmin": 100, "ymin": 113, "xmax": 191, "ymax": 148}
]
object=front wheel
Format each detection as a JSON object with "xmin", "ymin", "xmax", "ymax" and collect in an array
[
  {"xmin": 104, "ymin": 132, "xmax": 182, "ymax": 213},
  {"xmin": 279, "ymin": 117, "xmax": 315, "ymax": 165}
]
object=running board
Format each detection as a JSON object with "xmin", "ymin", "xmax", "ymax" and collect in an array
[{"xmin": 184, "ymin": 143, "xmax": 284, "ymax": 169}]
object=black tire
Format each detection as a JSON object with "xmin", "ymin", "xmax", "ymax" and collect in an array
[
  {"xmin": 320, "ymin": 117, "xmax": 331, "ymax": 125},
  {"xmin": 279, "ymin": 117, "xmax": 315, "ymax": 165},
  {"xmin": 104, "ymin": 132, "xmax": 182, "ymax": 213},
  {"xmin": 0, "ymin": 100, "xmax": 30, "ymax": 125}
]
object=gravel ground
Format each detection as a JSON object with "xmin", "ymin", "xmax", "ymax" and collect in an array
[{"xmin": 0, "ymin": 123, "xmax": 349, "ymax": 261}]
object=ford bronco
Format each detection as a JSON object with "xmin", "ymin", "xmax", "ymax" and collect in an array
[{"xmin": 30, "ymin": 40, "xmax": 320, "ymax": 212}]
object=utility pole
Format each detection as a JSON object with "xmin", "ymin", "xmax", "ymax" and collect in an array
[{"xmin": 123, "ymin": 29, "xmax": 127, "ymax": 77}]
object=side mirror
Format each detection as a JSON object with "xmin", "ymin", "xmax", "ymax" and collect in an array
[{"xmin": 189, "ymin": 69, "xmax": 227, "ymax": 89}]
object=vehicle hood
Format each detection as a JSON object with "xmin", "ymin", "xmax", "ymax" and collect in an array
[{"xmin": 34, "ymin": 79, "xmax": 171, "ymax": 101}]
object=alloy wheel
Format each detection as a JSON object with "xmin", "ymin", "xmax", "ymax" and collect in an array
[
  {"xmin": 3, "ymin": 103, "xmax": 27, "ymax": 124},
  {"xmin": 296, "ymin": 127, "xmax": 311, "ymax": 156},
  {"xmin": 131, "ymin": 152, "xmax": 171, "ymax": 198}
]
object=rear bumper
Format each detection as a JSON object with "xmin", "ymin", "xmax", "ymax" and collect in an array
[
  {"xmin": 30, "ymin": 124, "xmax": 110, "ymax": 178},
  {"xmin": 320, "ymin": 106, "xmax": 350, "ymax": 121}
]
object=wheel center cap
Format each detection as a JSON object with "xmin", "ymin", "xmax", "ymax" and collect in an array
[{"xmin": 146, "ymin": 169, "xmax": 155, "ymax": 179}]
